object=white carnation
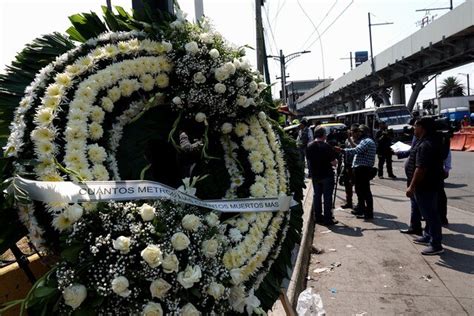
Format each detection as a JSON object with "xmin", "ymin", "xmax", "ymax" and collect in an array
[
  {"xmin": 195, "ymin": 112, "xmax": 206, "ymax": 123},
  {"xmin": 229, "ymin": 228, "xmax": 243, "ymax": 242},
  {"xmin": 221, "ymin": 123, "xmax": 233, "ymax": 134},
  {"xmin": 205, "ymin": 213, "xmax": 219, "ymax": 227},
  {"xmin": 87, "ymin": 144, "xmax": 107, "ymax": 164},
  {"xmin": 234, "ymin": 123, "xmax": 249, "ymax": 137},
  {"xmin": 155, "ymin": 73, "xmax": 169, "ymax": 88},
  {"xmin": 63, "ymin": 284, "xmax": 87, "ymax": 310}
]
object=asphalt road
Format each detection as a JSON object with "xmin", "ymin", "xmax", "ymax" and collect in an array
[{"xmin": 373, "ymin": 151, "xmax": 474, "ymax": 213}]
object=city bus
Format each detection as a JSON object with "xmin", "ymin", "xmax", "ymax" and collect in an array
[
  {"xmin": 335, "ymin": 105, "xmax": 412, "ymax": 141},
  {"xmin": 302, "ymin": 114, "xmax": 336, "ymax": 125}
]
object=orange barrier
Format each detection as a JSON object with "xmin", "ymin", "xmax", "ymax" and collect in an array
[
  {"xmin": 450, "ymin": 133, "xmax": 467, "ymax": 151},
  {"xmin": 463, "ymin": 134, "xmax": 474, "ymax": 152}
]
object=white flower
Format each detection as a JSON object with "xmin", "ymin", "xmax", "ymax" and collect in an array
[
  {"xmin": 92, "ymin": 164, "xmax": 109, "ymax": 180},
  {"xmin": 87, "ymin": 144, "xmax": 107, "ymax": 164},
  {"xmin": 230, "ymin": 268, "xmax": 244, "ymax": 285},
  {"xmin": 202, "ymin": 239, "xmax": 218, "ymax": 257},
  {"xmin": 195, "ymin": 112, "xmax": 206, "ymax": 123},
  {"xmin": 64, "ymin": 203, "xmax": 83, "ymax": 222},
  {"xmin": 181, "ymin": 303, "xmax": 201, "ymax": 316},
  {"xmin": 258, "ymin": 111, "xmax": 267, "ymax": 120},
  {"xmin": 172, "ymin": 96, "xmax": 183, "ymax": 105},
  {"xmin": 230, "ymin": 286, "xmax": 246, "ymax": 313},
  {"xmin": 250, "ymin": 182, "xmax": 267, "ymax": 197},
  {"xmin": 143, "ymin": 302, "xmax": 163, "ymax": 316},
  {"xmin": 236, "ymin": 219, "xmax": 249, "ymax": 233},
  {"xmin": 246, "ymin": 98, "xmax": 256, "ymax": 107},
  {"xmin": 249, "ymin": 81, "xmax": 258, "ymax": 92},
  {"xmin": 63, "ymin": 284, "xmax": 87, "ymax": 310},
  {"xmin": 34, "ymin": 108, "xmax": 54, "ymax": 126},
  {"xmin": 162, "ymin": 41, "xmax": 173, "ymax": 52},
  {"xmin": 140, "ymin": 74, "xmax": 155, "ymax": 91},
  {"xmin": 221, "ymin": 123, "xmax": 233, "ymax": 134},
  {"xmin": 245, "ymin": 289, "xmax": 262, "ymax": 314},
  {"xmin": 199, "ymin": 32, "xmax": 214, "ymax": 44},
  {"xmin": 234, "ymin": 123, "xmax": 249, "ymax": 137},
  {"xmin": 185, "ymin": 41, "xmax": 200, "ymax": 54},
  {"xmin": 236, "ymin": 95, "xmax": 247, "ymax": 107},
  {"xmin": 141, "ymin": 244, "xmax": 163, "ymax": 268},
  {"xmin": 113, "ymin": 236, "xmax": 131, "ymax": 254},
  {"xmin": 209, "ymin": 48, "xmax": 220, "ymax": 59},
  {"xmin": 177, "ymin": 265, "xmax": 202, "ymax": 289},
  {"xmin": 193, "ymin": 72, "xmax": 206, "ymax": 84},
  {"xmin": 171, "ymin": 232, "xmax": 190, "ymax": 251},
  {"xmin": 205, "ymin": 213, "xmax": 219, "ymax": 227},
  {"xmin": 155, "ymin": 73, "xmax": 169, "ymax": 88},
  {"xmin": 111, "ymin": 276, "xmax": 131, "ymax": 297},
  {"xmin": 101, "ymin": 97, "xmax": 114, "ymax": 112},
  {"xmin": 258, "ymin": 82, "xmax": 268, "ymax": 90},
  {"xmin": 214, "ymin": 83, "xmax": 226, "ymax": 94},
  {"xmin": 150, "ymin": 278, "xmax": 171, "ymax": 299},
  {"xmin": 90, "ymin": 106, "xmax": 105, "ymax": 123},
  {"xmin": 108, "ymin": 86, "xmax": 121, "ymax": 102},
  {"xmin": 207, "ymin": 282, "xmax": 225, "ymax": 300},
  {"xmin": 181, "ymin": 214, "xmax": 201, "ymax": 231},
  {"xmin": 242, "ymin": 136, "xmax": 258, "ymax": 150},
  {"xmin": 89, "ymin": 122, "xmax": 104, "ymax": 140},
  {"xmin": 170, "ymin": 20, "xmax": 184, "ymax": 29},
  {"xmin": 214, "ymin": 67, "xmax": 229, "ymax": 82},
  {"xmin": 224, "ymin": 62, "xmax": 236, "ymax": 75},
  {"xmin": 236, "ymin": 77, "xmax": 245, "ymax": 87},
  {"xmin": 229, "ymin": 228, "xmax": 243, "ymax": 242},
  {"xmin": 55, "ymin": 73, "xmax": 72, "ymax": 87},
  {"xmin": 46, "ymin": 84, "xmax": 63, "ymax": 97},
  {"xmin": 162, "ymin": 253, "xmax": 179, "ymax": 273},
  {"xmin": 139, "ymin": 203, "xmax": 156, "ymax": 221}
]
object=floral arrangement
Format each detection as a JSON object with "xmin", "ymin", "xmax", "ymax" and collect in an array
[{"xmin": 0, "ymin": 5, "xmax": 304, "ymax": 315}]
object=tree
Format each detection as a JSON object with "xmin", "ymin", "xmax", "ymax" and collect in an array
[{"xmin": 438, "ymin": 76, "xmax": 465, "ymax": 97}]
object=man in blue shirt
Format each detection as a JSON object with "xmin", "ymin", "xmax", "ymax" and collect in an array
[{"xmin": 336, "ymin": 125, "xmax": 377, "ymax": 220}]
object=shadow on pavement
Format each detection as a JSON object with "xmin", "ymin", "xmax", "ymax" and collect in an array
[
  {"xmin": 442, "ymin": 233, "xmax": 474, "ymax": 252},
  {"xmin": 372, "ymin": 194, "xmax": 407, "ymax": 203},
  {"xmin": 444, "ymin": 182, "xmax": 468, "ymax": 189},
  {"xmin": 445, "ymin": 223, "xmax": 474, "ymax": 235},
  {"xmin": 329, "ymin": 223, "xmax": 364, "ymax": 237},
  {"xmin": 436, "ymin": 249, "xmax": 474, "ymax": 274}
]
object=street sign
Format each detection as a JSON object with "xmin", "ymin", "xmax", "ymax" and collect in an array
[{"xmin": 355, "ymin": 51, "xmax": 368, "ymax": 67}]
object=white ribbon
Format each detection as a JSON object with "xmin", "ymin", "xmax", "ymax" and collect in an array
[{"xmin": 12, "ymin": 177, "xmax": 297, "ymax": 213}]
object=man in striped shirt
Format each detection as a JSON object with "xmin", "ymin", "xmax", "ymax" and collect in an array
[{"xmin": 337, "ymin": 125, "xmax": 377, "ymax": 219}]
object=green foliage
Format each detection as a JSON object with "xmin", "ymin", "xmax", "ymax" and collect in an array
[{"xmin": 438, "ymin": 76, "xmax": 465, "ymax": 97}]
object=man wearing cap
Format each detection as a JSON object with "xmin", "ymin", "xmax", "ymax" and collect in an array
[
  {"xmin": 336, "ymin": 124, "xmax": 376, "ymax": 220},
  {"xmin": 406, "ymin": 117, "xmax": 444, "ymax": 255}
]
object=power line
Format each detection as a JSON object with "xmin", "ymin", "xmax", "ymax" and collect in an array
[
  {"xmin": 299, "ymin": 0, "xmax": 338, "ymax": 50},
  {"xmin": 295, "ymin": 0, "xmax": 326, "ymax": 78},
  {"xmin": 262, "ymin": 5, "xmax": 279, "ymax": 57},
  {"xmin": 305, "ymin": 0, "xmax": 354, "ymax": 51},
  {"xmin": 271, "ymin": 0, "xmax": 287, "ymax": 29}
]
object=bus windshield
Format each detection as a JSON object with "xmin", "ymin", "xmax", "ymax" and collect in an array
[{"xmin": 376, "ymin": 108, "xmax": 411, "ymax": 126}]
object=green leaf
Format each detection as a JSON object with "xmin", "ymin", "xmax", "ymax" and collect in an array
[
  {"xmin": 60, "ymin": 244, "xmax": 84, "ymax": 262},
  {"xmin": 33, "ymin": 287, "xmax": 57, "ymax": 298}
]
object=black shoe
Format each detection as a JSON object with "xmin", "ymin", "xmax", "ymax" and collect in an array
[
  {"xmin": 378, "ymin": 175, "xmax": 384, "ymax": 179},
  {"xmin": 421, "ymin": 246, "xmax": 444, "ymax": 255},
  {"xmin": 356, "ymin": 214, "xmax": 373, "ymax": 220},
  {"xmin": 441, "ymin": 218, "xmax": 449, "ymax": 226},
  {"xmin": 315, "ymin": 218, "xmax": 325, "ymax": 225},
  {"xmin": 341, "ymin": 203, "xmax": 353, "ymax": 209},
  {"xmin": 413, "ymin": 236, "xmax": 430, "ymax": 246},
  {"xmin": 400, "ymin": 228, "xmax": 423, "ymax": 236},
  {"xmin": 388, "ymin": 174, "xmax": 397, "ymax": 179},
  {"xmin": 351, "ymin": 210, "xmax": 364, "ymax": 215},
  {"xmin": 323, "ymin": 219, "xmax": 339, "ymax": 226}
]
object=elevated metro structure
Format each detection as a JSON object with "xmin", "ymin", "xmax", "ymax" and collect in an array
[{"xmin": 297, "ymin": 0, "xmax": 474, "ymax": 115}]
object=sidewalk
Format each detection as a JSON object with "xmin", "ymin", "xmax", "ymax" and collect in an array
[{"xmin": 305, "ymin": 182, "xmax": 474, "ymax": 315}]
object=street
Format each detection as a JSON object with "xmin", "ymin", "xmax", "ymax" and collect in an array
[{"xmin": 373, "ymin": 151, "xmax": 474, "ymax": 213}]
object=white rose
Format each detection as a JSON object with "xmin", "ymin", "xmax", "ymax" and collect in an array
[
  {"xmin": 209, "ymin": 48, "xmax": 220, "ymax": 59},
  {"xmin": 139, "ymin": 203, "xmax": 156, "ymax": 221},
  {"xmin": 236, "ymin": 77, "xmax": 245, "ymax": 87},
  {"xmin": 193, "ymin": 72, "xmax": 206, "ymax": 84},
  {"xmin": 214, "ymin": 83, "xmax": 226, "ymax": 94},
  {"xmin": 205, "ymin": 213, "xmax": 219, "ymax": 227},
  {"xmin": 202, "ymin": 239, "xmax": 219, "ymax": 257},
  {"xmin": 207, "ymin": 282, "xmax": 225, "ymax": 300},
  {"xmin": 230, "ymin": 268, "xmax": 244, "ymax": 285},
  {"xmin": 171, "ymin": 232, "xmax": 190, "ymax": 251},
  {"xmin": 258, "ymin": 111, "xmax": 267, "ymax": 120},
  {"xmin": 172, "ymin": 96, "xmax": 183, "ymax": 105},
  {"xmin": 195, "ymin": 112, "xmax": 206, "ymax": 123},
  {"xmin": 229, "ymin": 286, "xmax": 246, "ymax": 313},
  {"xmin": 185, "ymin": 41, "xmax": 199, "ymax": 54},
  {"xmin": 214, "ymin": 67, "xmax": 229, "ymax": 82},
  {"xmin": 224, "ymin": 62, "xmax": 236, "ymax": 75},
  {"xmin": 233, "ymin": 58, "xmax": 241, "ymax": 69},
  {"xmin": 181, "ymin": 214, "xmax": 201, "ymax": 232},
  {"xmin": 141, "ymin": 244, "xmax": 163, "ymax": 268},
  {"xmin": 181, "ymin": 303, "xmax": 201, "ymax": 316},
  {"xmin": 199, "ymin": 32, "xmax": 214, "ymax": 44},
  {"xmin": 113, "ymin": 236, "xmax": 131, "ymax": 254},
  {"xmin": 177, "ymin": 265, "xmax": 202, "ymax": 289},
  {"xmin": 221, "ymin": 123, "xmax": 233, "ymax": 134},
  {"xmin": 236, "ymin": 95, "xmax": 247, "ymax": 107},
  {"xmin": 162, "ymin": 253, "xmax": 179, "ymax": 273},
  {"xmin": 143, "ymin": 302, "xmax": 163, "ymax": 316},
  {"xmin": 64, "ymin": 203, "xmax": 83, "ymax": 222},
  {"xmin": 249, "ymin": 81, "xmax": 258, "ymax": 93},
  {"xmin": 111, "ymin": 276, "xmax": 131, "ymax": 297},
  {"xmin": 150, "ymin": 278, "xmax": 172, "ymax": 299},
  {"xmin": 63, "ymin": 284, "xmax": 87, "ymax": 310}
]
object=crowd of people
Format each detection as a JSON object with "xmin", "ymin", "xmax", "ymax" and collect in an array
[{"xmin": 296, "ymin": 116, "xmax": 451, "ymax": 256}]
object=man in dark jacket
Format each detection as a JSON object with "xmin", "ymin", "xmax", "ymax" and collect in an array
[
  {"xmin": 376, "ymin": 121, "xmax": 396, "ymax": 179},
  {"xmin": 406, "ymin": 117, "xmax": 444, "ymax": 255}
]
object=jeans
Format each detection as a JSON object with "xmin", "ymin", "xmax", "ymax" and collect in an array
[
  {"xmin": 409, "ymin": 197, "xmax": 422, "ymax": 230},
  {"xmin": 354, "ymin": 166, "xmax": 374, "ymax": 216},
  {"xmin": 415, "ymin": 190, "xmax": 442, "ymax": 248},
  {"xmin": 344, "ymin": 167, "xmax": 353, "ymax": 205},
  {"xmin": 438, "ymin": 181, "xmax": 448, "ymax": 223},
  {"xmin": 378, "ymin": 153, "xmax": 394, "ymax": 177},
  {"xmin": 312, "ymin": 175, "xmax": 335, "ymax": 221}
]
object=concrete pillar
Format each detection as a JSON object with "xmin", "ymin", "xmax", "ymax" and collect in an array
[
  {"xmin": 407, "ymin": 79, "xmax": 424, "ymax": 112},
  {"xmin": 392, "ymin": 82, "xmax": 406, "ymax": 105}
]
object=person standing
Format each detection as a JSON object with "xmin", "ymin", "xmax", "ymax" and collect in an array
[
  {"xmin": 338, "ymin": 125, "xmax": 377, "ymax": 220},
  {"xmin": 375, "ymin": 121, "xmax": 396, "ymax": 179},
  {"xmin": 406, "ymin": 117, "xmax": 444, "ymax": 255},
  {"xmin": 340, "ymin": 124, "xmax": 359, "ymax": 209},
  {"xmin": 296, "ymin": 119, "xmax": 313, "ymax": 177},
  {"xmin": 307, "ymin": 126, "xmax": 338, "ymax": 226}
]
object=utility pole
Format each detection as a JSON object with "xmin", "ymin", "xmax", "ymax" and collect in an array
[
  {"xmin": 255, "ymin": 0, "xmax": 265, "ymax": 75},
  {"xmin": 340, "ymin": 52, "xmax": 353, "ymax": 70},
  {"xmin": 268, "ymin": 49, "xmax": 311, "ymax": 104},
  {"xmin": 459, "ymin": 73, "xmax": 470, "ymax": 96},
  {"xmin": 368, "ymin": 12, "xmax": 393, "ymax": 73},
  {"xmin": 194, "ymin": 0, "xmax": 204, "ymax": 21},
  {"xmin": 132, "ymin": 0, "xmax": 173, "ymax": 15}
]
